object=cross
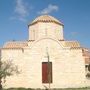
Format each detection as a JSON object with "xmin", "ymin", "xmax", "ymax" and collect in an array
[{"xmin": 46, "ymin": 47, "xmax": 51, "ymax": 90}]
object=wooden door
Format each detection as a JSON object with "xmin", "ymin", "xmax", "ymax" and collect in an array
[{"xmin": 42, "ymin": 62, "xmax": 52, "ymax": 83}]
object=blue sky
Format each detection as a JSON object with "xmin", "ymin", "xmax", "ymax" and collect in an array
[{"xmin": 0, "ymin": 0, "xmax": 90, "ymax": 48}]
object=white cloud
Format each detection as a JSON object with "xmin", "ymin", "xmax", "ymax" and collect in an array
[
  {"xmin": 15, "ymin": 0, "xmax": 28, "ymax": 17},
  {"xmin": 10, "ymin": 0, "xmax": 29, "ymax": 22},
  {"xmin": 38, "ymin": 4, "xmax": 59, "ymax": 15},
  {"xmin": 71, "ymin": 32, "xmax": 78, "ymax": 36}
]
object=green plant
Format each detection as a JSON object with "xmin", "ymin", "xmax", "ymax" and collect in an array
[{"xmin": 0, "ymin": 60, "xmax": 20, "ymax": 90}]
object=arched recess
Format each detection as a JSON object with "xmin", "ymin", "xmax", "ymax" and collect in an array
[
  {"xmin": 30, "ymin": 37, "xmax": 64, "ymax": 49},
  {"xmin": 29, "ymin": 37, "xmax": 65, "ymax": 63}
]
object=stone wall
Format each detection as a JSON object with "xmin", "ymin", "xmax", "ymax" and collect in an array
[{"xmin": 1, "ymin": 38, "xmax": 86, "ymax": 88}]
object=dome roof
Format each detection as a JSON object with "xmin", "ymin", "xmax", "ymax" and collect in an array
[{"xmin": 29, "ymin": 15, "xmax": 63, "ymax": 26}]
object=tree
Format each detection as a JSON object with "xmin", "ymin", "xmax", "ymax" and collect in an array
[{"xmin": 0, "ymin": 60, "xmax": 20, "ymax": 90}]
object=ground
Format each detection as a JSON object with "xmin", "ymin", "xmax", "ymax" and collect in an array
[{"xmin": 3, "ymin": 87, "xmax": 90, "ymax": 90}]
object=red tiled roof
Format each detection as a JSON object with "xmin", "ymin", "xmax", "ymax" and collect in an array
[
  {"xmin": 82, "ymin": 48, "xmax": 90, "ymax": 64},
  {"xmin": 3, "ymin": 41, "xmax": 28, "ymax": 48}
]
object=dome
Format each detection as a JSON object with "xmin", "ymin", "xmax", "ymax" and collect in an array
[{"xmin": 29, "ymin": 15, "xmax": 63, "ymax": 26}]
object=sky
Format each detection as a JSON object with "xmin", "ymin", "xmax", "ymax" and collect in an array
[{"xmin": 0, "ymin": 0, "xmax": 90, "ymax": 48}]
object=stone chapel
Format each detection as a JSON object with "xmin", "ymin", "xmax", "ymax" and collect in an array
[{"xmin": 1, "ymin": 15, "xmax": 90, "ymax": 89}]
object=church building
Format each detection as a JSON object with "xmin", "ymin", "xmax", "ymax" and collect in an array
[{"xmin": 1, "ymin": 15, "xmax": 90, "ymax": 89}]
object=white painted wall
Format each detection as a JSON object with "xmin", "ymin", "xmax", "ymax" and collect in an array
[
  {"xmin": 29, "ymin": 22, "xmax": 64, "ymax": 41},
  {"xmin": 1, "ymin": 38, "xmax": 86, "ymax": 89}
]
